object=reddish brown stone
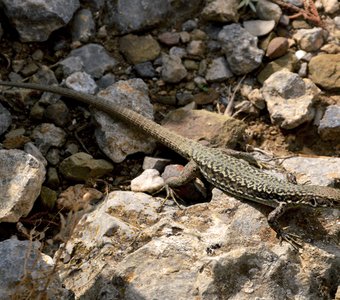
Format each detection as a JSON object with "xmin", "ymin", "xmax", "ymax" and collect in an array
[
  {"xmin": 158, "ymin": 32, "xmax": 180, "ymax": 46},
  {"xmin": 266, "ymin": 37, "xmax": 289, "ymax": 59}
]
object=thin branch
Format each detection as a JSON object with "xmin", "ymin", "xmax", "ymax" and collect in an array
[
  {"xmin": 270, "ymin": 0, "xmax": 323, "ymax": 27},
  {"xmin": 224, "ymin": 75, "xmax": 246, "ymax": 116}
]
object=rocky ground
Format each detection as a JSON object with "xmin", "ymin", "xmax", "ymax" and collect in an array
[{"xmin": 0, "ymin": 0, "xmax": 339, "ymax": 299}]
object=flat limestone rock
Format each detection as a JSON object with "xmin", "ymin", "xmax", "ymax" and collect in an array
[
  {"xmin": 162, "ymin": 108, "xmax": 247, "ymax": 149},
  {"xmin": 57, "ymin": 188, "xmax": 340, "ymax": 299}
]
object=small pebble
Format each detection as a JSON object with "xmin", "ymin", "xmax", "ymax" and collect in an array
[
  {"xmin": 131, "ymin": 169, "xmax": 165, "ymax": 193},
  {"xmin": 243, "ymin": 20, "xmax": 275, "ymax": 37}
]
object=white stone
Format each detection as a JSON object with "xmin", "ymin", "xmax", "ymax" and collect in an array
[
  {"xmin": 295, "ymin": 50, "xmax": 307, "ymax": 60},
  {"xmin": 131, "ymin": 169, "xmax": 165, "ymax": 193},
  {"xmin": 65, "ymin": 71, "xmax": 98, "ymax": 94},
  {"xmin": 321, "ymin": 0, "xmax": 339, "ymax": 13}
]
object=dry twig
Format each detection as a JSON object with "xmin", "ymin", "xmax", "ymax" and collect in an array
[
  {"xmin": 224, "ymin": 75, "xmax": 246, "ymax": 116},
  {"xmin": 270, "ymin": 0, "xmax": 323, "ymax": 27}
]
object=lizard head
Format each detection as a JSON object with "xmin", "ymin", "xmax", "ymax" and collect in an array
[{"xmin": 303, "ymin": 186, "xmax": 340, "ymax": 209}]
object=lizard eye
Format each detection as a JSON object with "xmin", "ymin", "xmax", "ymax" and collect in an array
[{"xmin": 310, "ymin": 197, "xmax": 318, "ymax": 207}]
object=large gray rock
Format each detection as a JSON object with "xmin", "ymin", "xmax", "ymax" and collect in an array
[
  {"xmin": 103, "ymin": 0, "xmax": 203, "ymax": 34},
  {"xmin": 1, "ymin": 0, "xmax": 80, "ymax": 42},
  {"xmin": 218, "ymin": 24, "xmax": 264, "ymax": 75},
  {"xmin": 262, "ymin": 69, "xmax": 320, "ymax": 129},
  {"xmin": 104, "ymin": 0, "xmax": 171, "ymax": 33},
  {"xmin": 0, "ymin": 150, "xmax": 45, "ymax": 222},
  {"xmin": 94, "ymin": 79, "xmax": 156, "ymax": 163},
  {"xmin": 68, "ymin": 44, "xmax": 117, "ymax": 78},
  {"xmin": 55, "ymin": 191, "xmax": 164, "ymax": 298},
  {"xmin": 282, "ymin": 156, "xmax": 340, "ymax": 186},
  {"xmin": 56, "ymin": 183, "xmax": 340, "ymax": 299},
  {"xmin": 0, "ymin": 239, "xmax": 71, "ymax": 299}
]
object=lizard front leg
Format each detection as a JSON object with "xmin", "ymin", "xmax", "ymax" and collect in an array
[
  {"xmin": 157, "ymin": 160, "xmax": 202, "ymax": 209},
  {"xmin": 267, "ymin": 202, "xmax": 302, "ymax": 249}
]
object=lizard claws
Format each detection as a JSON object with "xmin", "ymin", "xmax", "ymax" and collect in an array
[
  {"xmin": 277, "ymin": 231, "xmax": 303, "ymax": 250},
  {"xmin": 154, "ymin": 184, "xmax": 184, "ymax": 212}
]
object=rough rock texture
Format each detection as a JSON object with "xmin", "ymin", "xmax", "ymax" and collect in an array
[
  {"xmin": 1, "ymin": 0, "xmax": 80, "ymax": 42},
  {"xmin": 309, "ymin": 54, "xmax": 340, "ymax": 90},
  {"xmin": 68, "ymin": 44, "xmax": 117, "ymax": 78},
  {"xmin": 56, "ymin": 188, "xmax": 340, "ymax": 299},
  {"xmin": 262, "ymin": 69, "xmax": 320, "ymax": 129},
  {"xmin": 218, "ymin": 24, "xmax": 264, "ymax": 75},
  {"xmin": 0, "ymin": 103, "xmax": 12, "ymax": 135},
  {"xmin": 31, "ymin": 123, "xmax": 66, "ymax": 155},
  {"xmin": 162, "ymin": 108, "xmax": 246, "ymax": 149},
  {"xmin": 119, "ymin": 34, "xmax": 161, "ymax": 65},
  {"xmin": 293, "ymin": 28, "xmax": 325, "ymax": 52},
  {"xmin": 161, "ymin": 54, "xmax": 188, "ymax": 83},
  {"xmin": 318, "ymin": 105, "xmax": 340, "ymax": 141},
  {"xmin": 282, "ymin": 156, "xmax": 340, "ymax": 186},
  {"xmin": 94, "ymin": 79, "xmax": 156, "ymax": 163},
  {"xmin": 104, "ymin": 0, "xmax": 170, "ymax": 33},
  {"xmin": 201, "ymin": 0, "xmax": 239, "ymax": 22},
  {"xmin": 0, "ymin": 239, "xmax": 71, "ymax": 299},
  {"xmin": 257, "ymin": 52, "xmax": 297, "ymax": 84},
  {"xmin": 103, "ymin": 0, "xmax": 203, "ymax": 34},
  {"xmin": 55, "ymin": 191, "xmax": 164, "ymax": 298},
  {"xmin": 0, "ymin": 150, "xmax": 45, "ymax": 222},
  {"xmin": 59, "ymin": 152, "xmax": 113, "ymax": 181}
]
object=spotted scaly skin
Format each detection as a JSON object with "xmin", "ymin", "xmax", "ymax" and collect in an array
[
  {"xmin": 1, "ymin": 81, "xmax": 339, "ymax": 247},
  {"xmin": 192, "ymin": 145, "xmax": 340, "ymax": 209}
]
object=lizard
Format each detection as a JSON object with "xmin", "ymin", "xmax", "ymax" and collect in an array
[{"xmin": 1, "ymin": 80, "xmax": 339, "ymax": 248}]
